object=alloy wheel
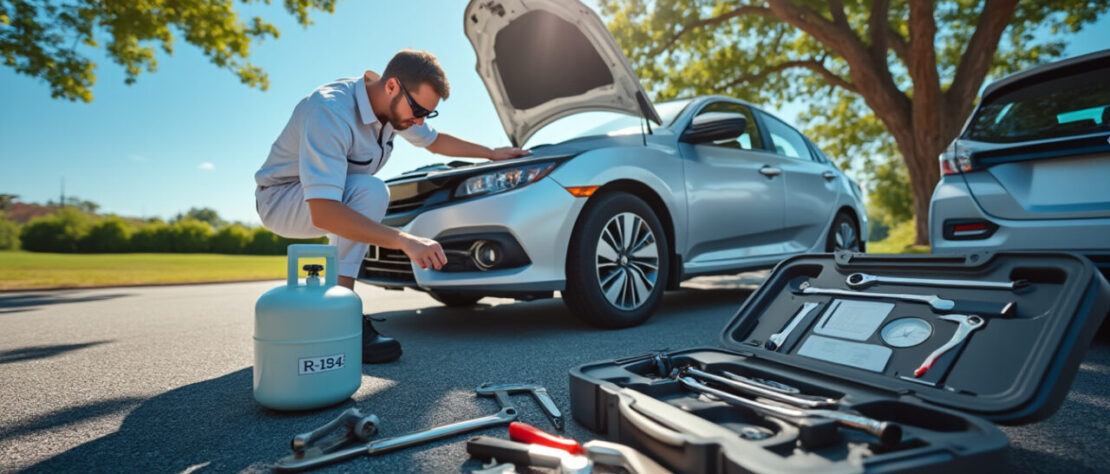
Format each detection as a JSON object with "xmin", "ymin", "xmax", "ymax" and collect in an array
[
  {"xmin": 834, "ymin": 220, "xmax": 859, "ymax": 251},
  {"xmin": 595, "ymin": 212, "xmax": 660, "ymax": 310}
]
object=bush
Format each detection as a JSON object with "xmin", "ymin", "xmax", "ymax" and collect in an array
[
  {"xmin": 210, "ymin": 224, "xmax": 253, "ymax": 254},
  {"xmin": 168, "ymin": 219, "xmax": 213, "ymax": 253},
  {"xmin": 247, "ymin": 228, "xmax": 327, "ymax": 255},
  {"xmin": 20, "ymin": 208, "xmax": 93, "ymax": 252},
  {"xmin": 0, "ymin": 212, "xmax": 20, "ymax": 250},
  {"xmin": 79, "ymin": 217, "xmax": 133, "ymax": 253},
  {"xmin": 130, "ymin": 221, "xmax": 174, "ymax": 252}
]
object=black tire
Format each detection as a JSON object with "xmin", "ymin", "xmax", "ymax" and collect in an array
[
  {"xmin": 825, "ymin": 212, "xmax": 862, "ymax": 252},
  {"xmin": 563, "ymin": 192, "xmax": 670, "ymax": 328},
  {"xmin": 429, "ymin": 291, "xmax": 484, "ymax": 307}
]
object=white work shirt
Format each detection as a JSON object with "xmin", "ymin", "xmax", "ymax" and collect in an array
[{"xmin": 254, "ymin": 76, "xmax": 438, "ymax": 201}]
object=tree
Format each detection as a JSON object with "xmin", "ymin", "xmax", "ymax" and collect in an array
[
  {"xmin": 19, "ymin": 207, "xmax": 92, "ymax": 252},
  {"xmin": 173, "ymin": 207, "xmax": 224, "ymax": 228},
  {"xmin": 0, "ymin": 194, "xmax": 16, "ymax": 212},
  {"xmin": 599, "ymin": 0, "xmax": 1108, "ymax": 245},
  {"xmin": 1, "ymin": 0, "xmax": 337, "ymax": 102}
]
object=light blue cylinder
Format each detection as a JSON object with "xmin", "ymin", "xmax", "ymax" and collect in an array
[{"xmin": 253, "ymin": 244, "xmax": 363, "ymax": 411}]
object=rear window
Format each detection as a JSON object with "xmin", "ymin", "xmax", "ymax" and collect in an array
[{"xmin": 965, "ymin": 65, "xmax": 1110, "ymax": 143}]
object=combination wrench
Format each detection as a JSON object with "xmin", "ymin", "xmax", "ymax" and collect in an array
[
  {"xmin": 914, "ymin": 314, "xmax": 984, "ymax": 377},
  {"xmin": 795, "ymin": 281, "xmax": 1015, "ymax": 317},
  {"xmin": 846, "ymin": 272, "xmax": 1028, "ymax": 291},
  {"xmin": 684, "ymin": 367, "xmax": 838, "ymax": 408},
  {"xmin": 765, "ymin": 302, "xmax": 821, "ymax": 351},
  {"xmin": 677, "ymin": 375, "xmax": 902, "ymax": 447}
]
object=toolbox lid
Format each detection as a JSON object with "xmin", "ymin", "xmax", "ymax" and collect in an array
[{"xmin": 718, "ymin": 251, "xmax": 1110, "ymax": 425}]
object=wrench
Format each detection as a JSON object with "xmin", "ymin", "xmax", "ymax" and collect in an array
[
  {"xmin": 678, "ymin": 376, "xmax": 902, "ymax": 447},
  {"xmin": 914, "ymin": 314, "xmax": 984, "ymax": 377},
  {"xmin": 275, "ymin": 384, "xmax": 521, "ymax": 471},
  {"xmin": 795, "ymin": 281, "xmax": 1015, "ymax": 317},
  {"xmin": 765, "ymin": 302, "xmax": 821, "ymax": 351},
  {"xmin": 684, "ymin": 368, "xmax": 838, "ymax": 409},
  {"xmin": 846, "ymin": 272, "xmax": 1028, "ymax": 291},
  {"xmin": 477, "ymin": 382, "xmax": 564, "ymax": 431}
]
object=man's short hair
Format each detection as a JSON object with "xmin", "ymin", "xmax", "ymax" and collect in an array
[{"xmin": 383, "ymin": 49, "xmax": 450, "ymax": 100}]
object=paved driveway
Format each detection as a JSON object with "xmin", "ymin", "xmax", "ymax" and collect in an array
[{"xmin": 0, "ymin": 278, "xmax": 1107, "ymax": 473}]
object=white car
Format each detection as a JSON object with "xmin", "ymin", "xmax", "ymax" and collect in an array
[{"xmin": 358, "ymin": 0, "xmax": 868, "ymax": 327}]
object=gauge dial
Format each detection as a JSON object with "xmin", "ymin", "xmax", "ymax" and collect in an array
[{"xmin": 880, "ymin": 318, "xmax": 933, "ymax": 348}]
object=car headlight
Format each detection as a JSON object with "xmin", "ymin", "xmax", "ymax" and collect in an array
[{"xmin": 454, "ymin": 162, "xmax": 556, "ymax": 198}]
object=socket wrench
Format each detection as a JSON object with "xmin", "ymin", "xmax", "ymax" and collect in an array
[
  {"xmin": 684, "ymin": 367, "xmax": 838, "ymax": 409},
  {"xmin": 678, "ymin": 375, "xmax": 902, "ymax": 447},
  {"xmin": 846, "ymin": 272, "xmax": 1028, "ymax": 291},
  {"xmin": 796, "ymin": 281, "xmax": 1015, "ymax": 317},
  {"xmin": 765, "ymin": 302, "xmax": 821, "ymax": 351},
  {"xmin": 915, "ymin": 314, "xmax": 984, "ymax": 377},
  {"xmin": 274, "ymin": 384, "xmax": 522, "ymax": 471}
]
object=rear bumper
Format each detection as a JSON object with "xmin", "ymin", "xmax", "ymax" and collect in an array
[{"xmin": 930, "ymin": 179, "xmax": 1110, "ymax": 273}]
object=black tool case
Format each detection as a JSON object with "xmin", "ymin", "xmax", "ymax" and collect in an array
[{"xmin": 569, "ymin": 252, "xmax": 1110, "ymax": 473}]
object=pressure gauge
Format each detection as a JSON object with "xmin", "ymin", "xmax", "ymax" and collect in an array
[{"xmin": 880, "ymin": 318, "xmax": 933, "ymax": 348}]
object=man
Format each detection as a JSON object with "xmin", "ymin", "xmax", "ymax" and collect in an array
[{"xmin": 255, "ymin": 49, "xmax": 528, "ymax": 363}]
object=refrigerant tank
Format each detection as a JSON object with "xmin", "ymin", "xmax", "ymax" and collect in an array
[{"xmin": 254, "ymin": 244, "xmax": 362, "ymax": 410}]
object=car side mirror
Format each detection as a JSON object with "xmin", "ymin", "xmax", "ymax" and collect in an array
[{"xmin": 680, "ymin": 113, "xmax": 748, "ymax": 144}]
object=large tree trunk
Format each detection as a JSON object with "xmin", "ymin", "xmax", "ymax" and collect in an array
[{"xmin": 902, "ymin": 146, "xmax": 943, "ymax": 247}]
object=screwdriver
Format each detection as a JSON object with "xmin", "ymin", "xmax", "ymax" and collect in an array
[{"xmin": 508, "ymin": 421, "xmax": 584, "ymax": 455}]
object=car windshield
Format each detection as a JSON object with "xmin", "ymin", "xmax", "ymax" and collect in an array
[
  {"xmin": 965, "ymin": 65, "xmax": 1110, "ymax": 143},
  {"xmin": 525, "ymin": 99, "xmax": 692, "ymax": 147}
]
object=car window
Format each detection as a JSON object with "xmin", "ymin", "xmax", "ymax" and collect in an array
[
  {"xmin": 966, "ymin": 65, "xmax": 1110, "ymax": 143},
  {"xmin": 694, "ymin": 102, "xmax": 763, "ymax": 150},
  {"xmin": 762, "ymin": 114, "xmax": 814, "ymax": 161}
]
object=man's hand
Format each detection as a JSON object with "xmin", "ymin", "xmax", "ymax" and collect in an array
[
  {"xmin": 400, "ymin": 233, "xmax": 447, "ymax": 271},
  {"xmin": 489, "ymin": 146, "xmax": 531, "ymax": 161}
]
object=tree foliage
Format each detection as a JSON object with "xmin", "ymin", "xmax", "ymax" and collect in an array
[
  {"xmin": 599, "ymin": 0, "xmax": 1109, "ymax": 244},
  {"xmin": 19, "ymin": 207, "xmax": 92, "ymax": 252},
  {"xmin": 0, "ymin": 0, "xmax": 338, "ymax": 102},
  {"xmin": 174, "ymin": 206, "xmax": 225, "ymax": 228},
  {"xmin": 0, "ymin": 211, "xmax": 20, "ymax": 249}
]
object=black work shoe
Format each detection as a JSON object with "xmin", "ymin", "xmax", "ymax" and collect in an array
[{"xmin": 362, "ymin": 317, "xmax": 402, "ymax": 364}]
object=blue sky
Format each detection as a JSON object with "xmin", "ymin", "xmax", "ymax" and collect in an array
[{"xmin": 1, "ymin": 2, "xmax": 1107, "ymax": 225}]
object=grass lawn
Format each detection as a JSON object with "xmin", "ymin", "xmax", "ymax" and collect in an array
[
  {"xmin": 0, "ymin": 251, "xmax": 329, "ymax": 291},
  {"xmin": 867, "ymin": 220, "xmax": 931, "ymax": 254}
]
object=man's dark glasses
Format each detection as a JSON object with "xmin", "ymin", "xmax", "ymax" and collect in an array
[{"xmin": 399, "ymin": 83, "xmax": 438, "ymax": 119}]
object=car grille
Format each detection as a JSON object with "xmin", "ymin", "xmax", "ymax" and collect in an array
[
  {"xmin": 361, "ymin": 246, "xmax": 414, "ymax": 283},
  {"xmin": 387, "ymin": 195, "xmax": 427, "ymax": 214}
]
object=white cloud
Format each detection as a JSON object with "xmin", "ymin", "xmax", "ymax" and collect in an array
[{"xmin": 198, "ymin": 162, "xmax": 215, "ymax": 171}]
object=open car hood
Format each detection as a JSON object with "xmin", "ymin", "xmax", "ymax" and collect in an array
[{"xmin": 464, "ymin": 0, "xmax": 660, "ymax": 146}]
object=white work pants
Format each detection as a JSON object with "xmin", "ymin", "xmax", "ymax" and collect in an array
[{"xmin": 256, "ymin": 174, "xmax": 389, "ymax": 278}]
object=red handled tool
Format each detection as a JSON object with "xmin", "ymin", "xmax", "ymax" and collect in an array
[{"xmin": 509, "ymin": 421, "xmax": 583, "ymax": 455}]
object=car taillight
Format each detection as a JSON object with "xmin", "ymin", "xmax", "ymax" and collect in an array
[
  {"xmin": 938, "ymin": 151, "xmax": 973, "ymax": 176},
  {"xmin": 943, "ymin": 219, "xmax": 997, "ymax": 240}
]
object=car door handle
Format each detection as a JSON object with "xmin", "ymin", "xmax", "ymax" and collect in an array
[
  {"xmin": 759, "ymin": 166, "xmax": 782, "ymax": 177},
  {"xmin": 822, "ymin": 171, "xmax": 837, "ymax": 181}
]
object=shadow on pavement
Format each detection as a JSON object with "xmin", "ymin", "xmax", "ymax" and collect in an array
[
  {"xmin": 0, "ymin": 341, "xmax": 112, "ymax": 365},
  {"xmin": 0, "ymin": 292, "xmax": 132, "ymax": 311},
  {"xmin": 19, "ymin": 368, "xmax": 305, "ymax": 473},
  {"xmin": 0, "ymin": 397, "xmax": 143, "ymax": 441},
  {"xmin": 371, "ymin": 287, "xmax": 752, "ymax": 338}
]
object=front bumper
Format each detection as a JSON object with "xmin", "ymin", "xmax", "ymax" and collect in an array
[
  {"xmin": 930, "ymin": 178, "xmax": 1110, "ymax": 273},
  {"xmin": 357, "ymin": 178, "xmax": 586, "ymax": 292}
]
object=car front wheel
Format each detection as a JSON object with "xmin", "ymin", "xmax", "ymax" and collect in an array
[
  {"xmin": 826, "ymin": 212, "xmax": 861, "ymax": 252},
  {"xmin": 564, "ymin": 192, "xmax": 669, "ymax": 328}
]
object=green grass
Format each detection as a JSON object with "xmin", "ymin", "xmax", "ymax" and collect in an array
[
  {"xmin": 0, "ymin": 251, "xmax": 328, "ymax": 291},
  {"xmin": 867, "ymin": 220, "xmax": 931, "ymax": 254}
]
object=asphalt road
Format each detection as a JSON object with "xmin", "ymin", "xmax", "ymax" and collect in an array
[{"xmin": 1, "ymin": 277, "xmax": 1107, "ymax": 473}]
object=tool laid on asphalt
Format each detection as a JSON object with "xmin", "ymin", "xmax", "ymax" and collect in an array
[
  {"xmin": 795, "ymin": 281, "xmax": 1016, "ymax": 317},
  {"xmin": 765, "ymin": 302, "xmax": 821, "ymax": 351},
  {"xmin": 914, "ymin": 314, "xmax": 985, "ymax": 377},
  {"xmin": 684, "ymin": 367, "xmax": 838, "ymax": 409},
  {"xmin": 275, "ymin": 383, "xmax": 536, "ymax": 471},
  {"xmin": 467, "ymin": 436, "xmax": 591, "ymax": 474},
  {"xmin": 677, "ymin": 375, "xmax": 903, "ymax": 447},
  {"xmin": 509, "ymin": 421, "xmax": 582, "ymax": 454},
  {"xmin": 478, "ymin": 382, "xmax": 564, "ymax": 431},
  {"xmin": 583, "ymin": 439, "xmax": 673, "ymax": 474},
  {"xmin": 846, "ymin": 272, "xmax": 1029, "ymax": 291}
]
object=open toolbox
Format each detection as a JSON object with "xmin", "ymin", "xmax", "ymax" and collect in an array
[{"xmin": 569, "ymin": 252, "xmax": 1110, "ymax": 473}]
